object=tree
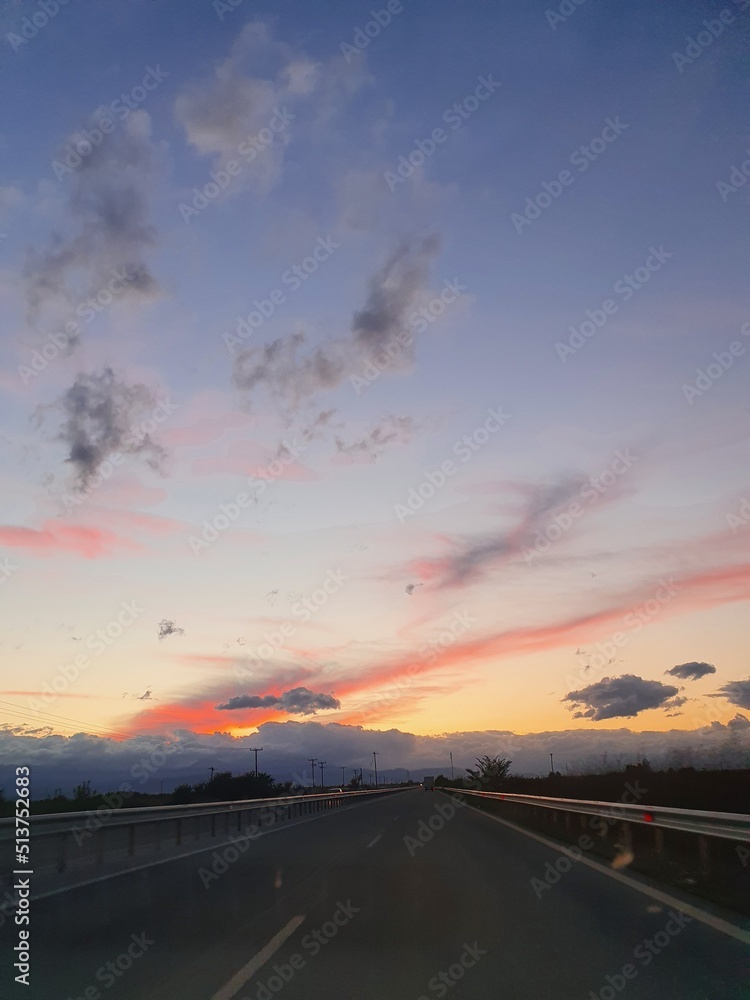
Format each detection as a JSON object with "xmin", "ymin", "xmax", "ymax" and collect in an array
[{"xmin": 466, "ymin": 756, "xmax": 512, "ymax": 791}]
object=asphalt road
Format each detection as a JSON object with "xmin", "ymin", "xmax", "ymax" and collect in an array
[{"xmin": 2, "ymin": 788, "xmax": 747, "ymax": 1000}]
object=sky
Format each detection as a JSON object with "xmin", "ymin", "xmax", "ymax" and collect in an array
[{"xmin": 0, "ymin": 0, "xmax": 748, "ymax": 788}]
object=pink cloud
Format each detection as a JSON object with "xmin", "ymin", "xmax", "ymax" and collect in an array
[{"xmin": 0, "ymin": 519, "xmax": 143, "ymax": 558}]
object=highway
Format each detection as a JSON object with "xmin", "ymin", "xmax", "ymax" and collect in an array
[{"xmin": 3, "ymin": 788, "xmax": 747, "ymax": 1000}]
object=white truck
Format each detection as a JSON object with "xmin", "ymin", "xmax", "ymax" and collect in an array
[{"xmin": 422, "ymin": 775, "xmax": 435, "ymax": 791}]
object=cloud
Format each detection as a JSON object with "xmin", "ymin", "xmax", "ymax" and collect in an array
[
  {"xmin": 0, "ymin": 520, "xmax": 141, "ymax": 558},
  {"xmin": 232, "ymin": 234, "xmax": 441, "ymax": 422},
  {"xmin": 37, "ymin": 368, "xmax": 168, "ymax": 487},
  {"xmin": 174, "ymin": 21, "xmax": 367, "ymax": 194},
  {"xmin": 24, "ymin": 111, "xmax": 160, "ymax": 341},
  {"xmin": 1, "ymin": 718, "xmax": 748, "ymax": 793},
  {"xmin": 710, "ymin": 679, "xmax": 750, "ymax": 710},
  {"xmin": 666, "ymin": 661, "xmax": 716, "ymax": 681},
  {"xmin": 158, "ymin": 620, "xmax": 184, "ymax": 641},
  {"xmin": 216, "ymin": 686, "xmax": 340, "ymax": 716},
  {"xmin": 335, "ymin": 415, "xmax": 417, "ymax": 460},
  {"xmin": 563, "ymin": 674, "xmax": 683, "ymax": 721}
]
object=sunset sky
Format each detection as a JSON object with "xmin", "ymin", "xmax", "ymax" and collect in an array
[{"xmin": 0, "ymin": 0, "xmax": 748, "ymax": 784}]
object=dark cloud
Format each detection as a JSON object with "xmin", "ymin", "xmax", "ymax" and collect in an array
[
  {"xmin": 38, "ymin": 368, "xmax": 168, "ymax": 487},
  {"xmin": 563, "ymin": 674, "xmax": 683, "ymax": 721},
  {"xmin": 232, "ymin": 235, "xmax": 441, "ymax": 430},
  {"xmin": 405, "ymin": 583, "xmax": 423, "ymax": 595},
  {"xmin": 24, "ymin": 112, "xmax": 160, "ymax": 343},
  {"xmin": 666, "ymin": 661, "xmax": 716, "ymax": 681},
  {"xmin": 216, "ymin": 686, "xmax": 340, "ymax": 715},
  {"xmin": 710, "ymin": 679, "xmax": 750, "ymax": 710},
  {"xmin": 2, "ymin": 719, "xmax": 748, "ymax": 793},
  {"xmin": 411, "ymin": 477, "xmax": 585, "ymax": 590},
  {"xmin": 158, "ymin": 620, "xmax": 184, "ymax": 641},
  {"xmin": 335, "ymin": 415, "xmax": 417, "ymax": 459}
]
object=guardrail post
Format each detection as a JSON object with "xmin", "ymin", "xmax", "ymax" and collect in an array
[
  {"xmin": 57, "ymin": 831, "xmax": 67, "ymax": 873},
  {"xmin": 698, "ymin": 834, "xmax": 711, "ymax": 877}
]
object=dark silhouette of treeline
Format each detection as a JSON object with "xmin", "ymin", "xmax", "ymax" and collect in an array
[
  {"xmin": 436, "ymin": 764, "xmax": 749, "ymax": 813},
  {"xmin": 0, "ymin": 770, "xmax": 295, "ymax": 817}
]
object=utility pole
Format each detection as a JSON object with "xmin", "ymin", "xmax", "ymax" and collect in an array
[
  {"xmin": 319, "ymin": 760, "xmax": 327, "ymax": 787},
  {"xmin": 249, "ymin": 747, "xmax": 263, "ymax": 776},
  {"xmin": 308, "ymin": 757, "xmax": 317, "ymax": 788},
  {"xmin": 209, "ymin": 766, "xmax": 215, "ymax": 781},
  {"xmin": 372, "ymin": 752, "xmax": 379, "ymax": 788},
  {"xmin": 450, "ymin": 752, "xmax": 454, "ymax": 780},
  {"xmin": 550, "ymin": 753, "xmax": 554, "ymax": 774},
  {"xmin": 340, "ymin": 766, "xmax": 346, "ymax": 786}
]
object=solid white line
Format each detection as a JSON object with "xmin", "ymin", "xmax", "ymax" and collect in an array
[
  {"xmin": 472, "ymin": 806, "xmax": 750, "ymax": 944},
  {"xmin": 367, "ymin": 834, "xmax": 382, "ymax": 848},
  {"xmin": 210, "ymin": 915, "xmax": 305, "ymax": 1000}
]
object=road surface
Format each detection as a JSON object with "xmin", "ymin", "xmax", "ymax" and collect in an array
[{"xmin": 3, "ymin": 788, "xmax": 747, "ymax": 999}]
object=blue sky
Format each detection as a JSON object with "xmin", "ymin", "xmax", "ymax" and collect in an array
[{"xmin": 0, "ymin": 0, "xmax": 748, "ymax": 782}]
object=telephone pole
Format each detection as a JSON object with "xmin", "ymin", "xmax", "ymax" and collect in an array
[
  {"xmin": 372, "ymin": 752, "xmax": 379, "ymax": 788},
  {"xmin": 340, "ymin": 766, "xmax": 346, "ymax": 785},
  {"xmin": 308, "ymin": 758, "xmax": 317, "ymax": 788},
  {"xmin": 248, "ymin": 747, "xmax": 263, "ymax": 776},
  {"xmin": 319, "ymin": 760, "xmax": 327, "ymax": 787},
  {"xmin": 450, "ymin": 752, "xmax": 454, "ymax": 780}
]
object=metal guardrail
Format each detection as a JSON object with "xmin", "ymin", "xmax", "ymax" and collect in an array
[
  {"xmin": 0, "ymin": 787, "xmax": 407, "ymax": 880},
  {"xmin": 0, "ymin": 787, "xmax": 397, "ymax": 832},
  {"xmin": 441, "ymin": 788, "xmax": 750, "ymax": 842}
]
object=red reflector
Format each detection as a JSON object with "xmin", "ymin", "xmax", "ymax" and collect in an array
[{"xmin": 643, "ymin": 812, "xmax": 654, "ymax": 823}]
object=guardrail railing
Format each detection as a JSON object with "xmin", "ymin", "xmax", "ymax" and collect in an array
[
  {"xmin": 441, "ymin": 788, "xmax": 750, "ymax": 842},
  {"xmin": 0, "ymin": 787, "xmax": 406, "ymax": 882}
]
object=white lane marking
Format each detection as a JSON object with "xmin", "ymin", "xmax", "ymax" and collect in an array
[
  {"xmin": 211, "ymin": 915, "xmax": 305, "ymax": 1000},
  {"xmin": 366, "ymin": 834, "xmax": 382, "ymax": 848},
  {"xmin": 473, "ymin": 807, "xmax": 750, "ymax": 945},
  {"xmin": 26, "ymin": 802, "xmax": 367, "ymax": 902}
]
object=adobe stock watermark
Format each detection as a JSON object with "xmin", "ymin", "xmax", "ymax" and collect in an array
[
  {"xmin": 6, "ymin": 0, "xmax": 71, "ymax": 53},
  {"xmin": 560, "ymin": 578, "xmax": 681, "ymax": 691},
  {"xmin": 213, "ymin": 0, "xmax": 248, "ymax": 20},
  {"xmin": 188, "ymin": 438, "xmax": 306, "ymax": 554},
  {"xmin": 340, "ymin": 1, "xmax": 405, "ymax": 62},
  {"xmin": 222, "ymin": 236, "xmax": 340, "ymax": 353},
  {"xmin": 546, "ymin": 0, "xmax": 589, "ymax": 31},
  {"xmin": 61, "ymin": 397, "xmax": 179, "ymax": 512},
  {"xmin": 73, "ymin": 741, "xmax": 185, "ymax": 845},
  {"xmin": 555, "ymin": 246, "xmax": 672, "ymax": 362},
  {"xmin": 681, "ymin": 320, "xmax": 749, "ymax": 403},
  {"xmin": 587, "ymin": 911, "xmax": 693, "ymax": 1000},
  {"xmin": 356, "ymin": 609, "xmax": 480, "ymax": 721},
  {"xmin": 27, "ymin": 600, "xmax": 145, "ymax": 712},
  {"xmin": 350, "ymin": 277, "xmax": 467, "ymax": 395},
  {"xmin": 511, "ymin": 116, "xmax": 628, "ymax": 235},
  {"xmin": 726, "ymin": 496, "xmax": 750, "ymax": 534},
  {"xmin": 672, "ymin": 7, "xmax": 742, "ymax": 73},
  {"xmin": 717, "ymin": 148, "xmax": 750, "ymax": 202},
  {"xmin": 250, "ymin": 900, "xmax": 360, "ymax": 999},
  {"xmin": 0, "ymin": 556, "xmax": 18, "ymax": 586},
  {"xmin": 18, "ymin": 267, "xmax": 143, "ymax": 386},
  {"xmin": 394, "ymin": 406, "xmax": 511, "ymax": 523},
  {"xmin": 52, "ymin": 67, "xmax": 169, "ymax": 181},
  {"xmin": 403, "ymin": 795, "xmax": 468, "ymax": 855},
  {"xmin": 415, "ymin": 942, "xmax": 487, "ymax": 1000},
  {"xmin": 523, "ymin": 449, "xmax": 638, "ymax": 562},
  {"xmin": 384, "ymin": 75, "xmax": 500, "ymax": 192},
  {"xmin": 231, "ymin": 569, "xmax": 347, "ymax": 683},
  {"xmin": 178, "ymin": 106, "xmax": 294, "ymax": 223},
  {"xmin": 530, "ymin": 780, "xmax": 648, "ymax": 898},
  {"xmin": 65, "ymin": 932, "xmax": 154, "ymax": 999}
]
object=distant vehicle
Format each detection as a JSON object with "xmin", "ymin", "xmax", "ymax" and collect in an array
[{"xmin": 422, "ymin": 775, "xmax": 435, "ymax": 791}]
